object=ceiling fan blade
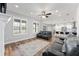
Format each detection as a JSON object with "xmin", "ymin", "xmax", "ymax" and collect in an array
[
  {"xmin": 46, "ymin": 15, "xmax": 48, "ymax": 18},
  {"xmin": 46, "ymin": 13, "xmax": 52, "ymax": 15}
]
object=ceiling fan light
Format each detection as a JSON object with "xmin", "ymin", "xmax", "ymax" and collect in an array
[{"xmin": 42, "ymin": 16, "xmax": 46, "ymax": 18}]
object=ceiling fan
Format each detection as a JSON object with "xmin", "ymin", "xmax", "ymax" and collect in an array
[{"xmin": 39, "ymin": 11, "xmax": 52, "ymax": 18}]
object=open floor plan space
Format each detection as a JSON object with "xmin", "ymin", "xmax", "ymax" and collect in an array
[
  {"xmin": 0, "ymin": 3, "xmax": 79, "ymax": 56},
  {"xmin": 5, "ymin": 37, "xmax": 55, "ymax": 56}
]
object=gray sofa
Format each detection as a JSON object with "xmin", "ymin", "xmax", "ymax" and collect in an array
[{"xmin": 37, "ymin": 31, "xmax": 52, "ymax": 40}]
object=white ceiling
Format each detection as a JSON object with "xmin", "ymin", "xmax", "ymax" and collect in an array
[{"xmin": 7, "ymin": 3, "xmax": 79, "ymax": 24}]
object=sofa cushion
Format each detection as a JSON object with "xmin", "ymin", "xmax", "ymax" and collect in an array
[
  {"xmin": 47, "ymin": 42, "xmax": 63, "ymax": 52},
  {"xmin": 48, "ymin": 49, "xmax": 64, "ymax": 56},
  {"xmin": 55, "ymin": 39, "xmax": 64, "ymax": 45}
]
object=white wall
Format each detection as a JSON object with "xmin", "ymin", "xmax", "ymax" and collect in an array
[
  {"xmin": 4, "ymin": 11, "xmax": 40, "ymax": 44},
  {"xmin": 0, "ymin": 21, "xmax": 5, "ymax": 56},
  {"xmin": 76, "ymin": 5, "xmax": 79, "ymax": 37}
]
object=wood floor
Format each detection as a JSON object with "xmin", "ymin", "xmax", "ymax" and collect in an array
[{"xmin": 4, "ymin": 37, "xmax": 56, "ymax": 56}]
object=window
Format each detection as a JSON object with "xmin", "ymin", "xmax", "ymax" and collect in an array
[
  {"xmin": 13, "ymin": 19, "xmax": 20, "ymax": 34},
  {"xmin": 36, "ymin": 23, "xmax": 39, "ymax": 32},
  {"xmin": 21, "ymin": 20, "xmax": 26, "ymax": 33},
  {"xmin": 13, "ymin": 19, "xmax": 26, "ymax": 34},
  {"xmin": 33, "ymin": 23, "xmax": 39, "ymax": 33},
  {"xmin": 43, "ymin": 26, "xmax": 46, "ymax": 31}
]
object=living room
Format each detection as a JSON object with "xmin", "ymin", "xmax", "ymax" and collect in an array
[{"xmin": 0, "ymin": 3, "xmax": 79, "ymax": 56}]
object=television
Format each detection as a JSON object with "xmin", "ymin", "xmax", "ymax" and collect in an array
[
  {"xmin": 56, "ymin": 31, "xmax": 59, "ymax": 34},
  {"xmin": 60, "ymin": 32, "xmax": 64, "ymax": 34},
  {"xmin": 65, "ymin": 32, "xmax": 69, "ymax": 35},
  {"xmin": 72, "ymin": 32, "xmax": 77, "ymax": 35}
]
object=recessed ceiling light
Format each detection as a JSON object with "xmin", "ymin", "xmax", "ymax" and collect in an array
[{"xmin": 15, "ymin": 5, "xmax": 19, "ymax": 8}]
